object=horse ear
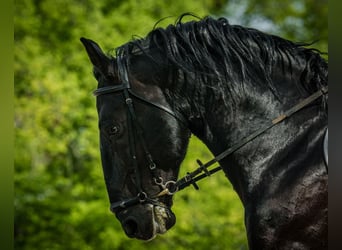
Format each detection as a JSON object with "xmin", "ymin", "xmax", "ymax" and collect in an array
[{"xmin": 80, "ymin": 37, "xmax": 111, "ymax": 74}]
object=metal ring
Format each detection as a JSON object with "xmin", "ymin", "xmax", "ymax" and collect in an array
[
  {"xmin": 164, "ymin": 181, "xmax": 178, "ymax": 195},
  {"xmin": 149, "ymin": 162, "xmax": 156, "ymax": 170},
  {"xmin": 138, "ymin": 192, "xmax": 147, "ymax": 202}
]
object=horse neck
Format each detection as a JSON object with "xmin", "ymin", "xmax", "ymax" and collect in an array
[{"xmin": 175, "ymin": 61, "xmax": 327, "ymax": 204}]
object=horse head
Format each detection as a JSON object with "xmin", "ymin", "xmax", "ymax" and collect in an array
[{"xmin": 81, "ymin": 37, "xmax": 190, "ymax": 240}]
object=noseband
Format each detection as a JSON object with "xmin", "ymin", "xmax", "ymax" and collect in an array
[{"xmin": 94, "ymin": 56, "xmax": 328, "ymax": 213}]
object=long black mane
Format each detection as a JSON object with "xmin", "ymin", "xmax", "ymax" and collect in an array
[{"xmin": 114, "ymin": 14, "xmax": 327, "ymax": 108}]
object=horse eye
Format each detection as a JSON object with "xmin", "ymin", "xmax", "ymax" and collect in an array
[{"xmin": 109, "ymin": 125, "xmax": 120, "ymax": 134}]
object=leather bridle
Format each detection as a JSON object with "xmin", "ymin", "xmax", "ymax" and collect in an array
[
  {"xmin": 94, "ymin": 56, "xmax": 328, "ymax": 213},
  {"xmin": 94, "ymin": 58, "xmax": 186, "ymax": 213}
]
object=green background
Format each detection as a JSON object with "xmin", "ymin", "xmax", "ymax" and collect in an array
[{"xmin": 13, "ymin": 0, "xmax": 327, "ymax": 249}]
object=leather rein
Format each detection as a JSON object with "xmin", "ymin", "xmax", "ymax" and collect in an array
[{"xmin": 94, "ymin": 57, "xmax": 328, "ymax": 212}]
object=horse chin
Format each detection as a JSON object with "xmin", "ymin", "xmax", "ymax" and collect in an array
[
  {"xmin": 152, "ymin": 205, "xmax": 176, "ymax": 236},
  {"xmin": 117, "ymin": 204, "xmax": 176, "ymax": 241}
]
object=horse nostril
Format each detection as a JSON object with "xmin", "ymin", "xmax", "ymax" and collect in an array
[{"xmin": 123, "ymin": 218, "xmax": 139, "ymax": 237}]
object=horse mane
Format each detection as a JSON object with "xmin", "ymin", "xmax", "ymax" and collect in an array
[{"xmin": 115, "ymin": 14, "xmax": 327, "ymax": 107}]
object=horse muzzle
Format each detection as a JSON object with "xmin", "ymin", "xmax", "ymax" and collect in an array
[{"xmin": 116, "ymin": 203, "xmax": 176, "ymax": 240}]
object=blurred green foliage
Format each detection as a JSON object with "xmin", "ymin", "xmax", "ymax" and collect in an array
[
  {"xmin": 15, "ymin": 0, "xmax": 327, "ymax": 249},
  {"xmin": 224, "ymin": 0, "xmax": 328, "ymax": 54}
]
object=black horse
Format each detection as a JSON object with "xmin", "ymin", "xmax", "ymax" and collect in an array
[{"xmin": 81, "ymin": 14, "xmax": 328, "ymax": 249}]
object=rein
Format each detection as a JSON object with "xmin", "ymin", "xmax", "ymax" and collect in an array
[
  {"xmin": 170, "ymin": 85, "xmax": 328, "ymax": 194},
  {"xmin": 94, "ymin": 56, "xmax": 328, "ymax": 212}
]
